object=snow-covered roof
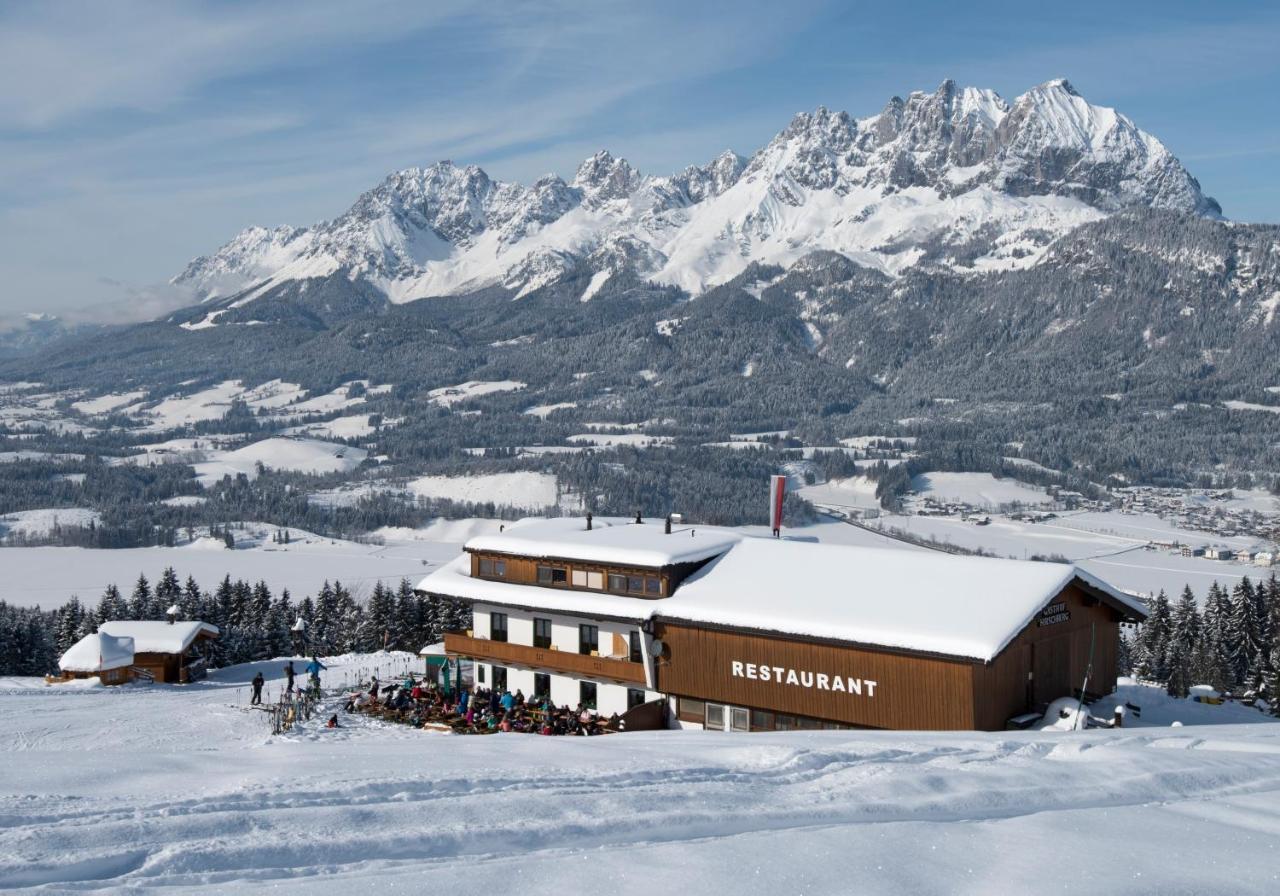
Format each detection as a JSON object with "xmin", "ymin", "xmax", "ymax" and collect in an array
[
  {"xmin": 419, "ymin": 641, "xmax": 447, "ymax": 657},
  {"xmin": 657, "ymin": 539, "xmax": 1143, "ymax": 662},
  {"xmin": 98, "ymin": 620, "xmax": 219, "ymax": 655},
  {"xmin": 463, "ymin": 516, "xmax": 740, "ymax": 568},
  {"xmin": 59, "ymin": 632, "xmax": 134, "ymax": 673},
  {"xmin": 419, "ymin": 529, "xmax": 1146, "ymax": 663}
]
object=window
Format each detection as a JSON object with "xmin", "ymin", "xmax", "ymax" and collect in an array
[
  {"xmin": 477, "ymin": 664, "xmax": 486, "ymax": 684},
  {"xmin": 628, "ymin": 631, "xmax": 642, "ymax": 663},
  {"xmin": 627, "ymin": 688, "xmax": 646, "ymax": 709},
  {"xmin": 492, "ymin": 666, "xmax": 507, "ymax": 691},
  {"xmin": 578, "ymin": 624, "xmax": 598, "ymax": 655},
  {"xmin": 571, "ymin": 569, "xmax": 587, "ymax": 587},
  {"xmin": 478, "ymin": 557, "xmax": 506, "ymax": 578},
  {"xmin": 537, "ymin": 565, "xmax": 567, "ymax": 586},
  {"xmin": 579, "ymin": 680, "xmax": 597, "ymax": 709},
  {"xmin": 490, "ymin": 612, "xmax": 508, "ymax": 643},
  {"xmin": 534, "ymin": 672, "xmax": 550, "ymax": 697},
  {"xmin": 609, "ymin": 573, "xmax": 660, "ymax": 595},
  {"xmin": 533, "ymin": 617, "xmax": 551, "ymax": 649},
  {"xmin": 705, "ymin": 703, "xmax": 726, "ymax": 730},
  {"xmin": 730, "ymin": 707, "xmax": 749, "ymax": 732},
  {"xmin": 751, "ymin": 710, "xmax": 774, "ymax": 731},
  {"xmin": 587, "ymin": 571, "xmax": 603, "ymax": 590},
  {"xmin": 775, "ymin": 714, "xmax": 796, "ymax": 731},
  {"xmin": 678, "ymin": 697, "xmax": 705, "ymax": 722}
]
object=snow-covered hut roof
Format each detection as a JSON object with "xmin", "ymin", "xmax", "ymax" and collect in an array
[
  {"xmin": 59, "ymin": 632, "xmax": 134, "ymax": 673},
  {"xmin": 463, "ymin": 516, "xmax": 740, "ymax": 569},
  {"xmin": 98, "ymin": 620, "xmax": 219, "ymax": 655},
  {"xmin": 657, "ymin": 538, "xmax": 1145, "ymax": 662},
  {"xmin": 419, "ymin": 641, "xmax": 447, "ymax": 657}
]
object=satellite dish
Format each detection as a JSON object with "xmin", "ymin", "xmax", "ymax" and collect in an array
[{"xmin": 649, "ymin": 639, "xmax": 665, "ymax": 658}]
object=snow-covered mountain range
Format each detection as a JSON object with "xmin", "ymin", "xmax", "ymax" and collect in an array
[{"xmin": 174, "ymin": 79, "xmax": 1220, "ymax": 307}]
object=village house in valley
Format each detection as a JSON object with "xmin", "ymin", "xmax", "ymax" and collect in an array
[{"xmin": 417, "ymin": 517, "xmax": 1147, "ymax": 731}]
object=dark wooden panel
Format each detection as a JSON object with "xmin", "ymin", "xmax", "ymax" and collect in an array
[
  {"xmin": 972, "ymin": 583, "xmax": 1122, "ymax": 729},
  {"xmin": 654, "ymin": 624, "xmax": 976, "ymax": 730},
  {"xmin": 469, "ymin": 550, "xmax": 671, "ymax": 598},
  {"xmin": 444, "ymin": 632, "xmax": 647, "ymax": 685}
]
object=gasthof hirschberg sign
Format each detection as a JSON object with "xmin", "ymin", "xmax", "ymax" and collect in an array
[
  {"xmin": 1037, "ymin": 602, "xmax": 1071, "ymax": 627},
  {"xmin": 730, "ymin": 661, "xmax": 878, "ymax": 696}
]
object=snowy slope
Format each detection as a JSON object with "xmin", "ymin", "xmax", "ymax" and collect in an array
[
  {"xmin": 173, "ymin": 79, "xmax": 1218, "ymax": 310},
  {"xmin": 1, "ymin": 664, "xmax": 1279, "ymax": 893}
]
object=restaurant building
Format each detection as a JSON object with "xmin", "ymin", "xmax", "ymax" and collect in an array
[{"xmin": 417, "ymin": 517, "xmax": 1146, "ymax": 731}]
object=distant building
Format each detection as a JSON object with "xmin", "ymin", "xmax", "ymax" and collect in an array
[
  {"xmin": 1204, "ymin": 548, "xmax": 1234, "ymax": 561},
  {"xmin": 1181, "ymin": 545, "xmax": 1205, "ymax": 557},
  {"xmin": 1253, "ymin": 551, "xmax": 1275, "ymax": 568}
]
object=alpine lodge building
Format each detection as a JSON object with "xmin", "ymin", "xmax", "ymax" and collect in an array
[{"xmin": 416, "ymin": 517, "xmax": 1146, "ymax": 732}]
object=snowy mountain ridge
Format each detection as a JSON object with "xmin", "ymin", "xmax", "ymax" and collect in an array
[{"xmin": 173, "ymin": 79, "xmax": 1219, "ymax": 307}]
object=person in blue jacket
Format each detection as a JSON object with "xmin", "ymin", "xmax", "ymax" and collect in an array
[
  {"xmin": 305, "ymin": 656, "xmax": 326, "ymax": 691},
  {"xmin": 500, "ymin": 690, "xmax": 515, "ymax": 712}
]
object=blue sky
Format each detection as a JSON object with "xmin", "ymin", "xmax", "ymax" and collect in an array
[{"xmin": 1, "ymin": 0, "xmax": 1278, "ymax": 322}]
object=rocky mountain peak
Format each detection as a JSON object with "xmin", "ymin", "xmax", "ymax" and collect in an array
[
  {"xmin": 171, "ymin": 78, "xmax": 1223, "ymax": 308},
  {"xmin": 573, "ymin": 150, "xmax": 641, "ymax": 203}
]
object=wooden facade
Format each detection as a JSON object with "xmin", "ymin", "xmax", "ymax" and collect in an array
[
  {"xmin": 656, "ymin": 582, "xmax": 1129, "ymax": 731},
  {"xmin": 971, "ymin": 582, "xmax": 1121, "ymax": 730},
  {"xmin": 467, "ymin": 549, "xmax": 711, "ymax": 600},
  {"xmin": 444, "ymin": 631, "xmax": 647, "ymax": 685},
  {"xmin": 654, "ymin": 623, "xmax": 979, "ymax": 729},
  {"xmin": 58, "ymin": 667, "xmax": 132, "ymax": 686}
]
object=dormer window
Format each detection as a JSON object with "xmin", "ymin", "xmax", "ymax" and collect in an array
[
  {"xmin": 478, "ymin": 558, "xmax": 506, "ymax": 578},
  {"xmin": 537, "ymin": 565, "xmax": 568, "ymax": 586}
]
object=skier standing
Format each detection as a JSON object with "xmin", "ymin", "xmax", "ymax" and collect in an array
[
  {"xmin": 305, "ymin": 656, "xmax": 326, "ymax": 693},
  {"xmin": 250, "ymin": 672, "xmax": 264, "ymax": 706},
  {"xmin": 284, "ymin": 661, "xmax": 296, "ymax": 693}
]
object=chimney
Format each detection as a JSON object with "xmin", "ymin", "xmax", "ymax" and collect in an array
[
  {"xmin": 586, "ymin": 512, "xmax": 593, "ymax": 531},
  {"xmin": 664, "ymin": 515, "xmax": 672, "ymax": 535},
  {"xmin": 634, "ymin": 510, "xmax": 642, "ymax": 524},
  {"xmin": 165, "ymin": 604, "xmax": 179, "ymax": 625}
]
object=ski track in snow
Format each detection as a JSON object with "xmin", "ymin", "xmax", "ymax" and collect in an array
[{"xmin": 3, "ymin": 663, "xmax": 1280, "ymax": 893}]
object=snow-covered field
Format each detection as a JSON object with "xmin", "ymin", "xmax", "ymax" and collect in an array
[
  {"xmin": 866, "ymin": 510, "xmax": 1275, "ymax": 602},
  {"xmin": 910, "ymin": 472, "xmax": 1053, "ymax": 508},
  {"xmin": 2, "ymin": 658, "xmax": 1279, "ymax": 894},
  {"xmin": 0, "ymin": 507, "xmax": 102, "ymax": 539},
  {"xmin": 191, "ymin": 437, "xmax": 368, "ymax": 487},
  {"xmin": 407, "ymin": 471, "xmax": 564, "ymax": 510},
  {"xmin": 0, "ymin": 529, "xmax": 463, "ymax": 609}
]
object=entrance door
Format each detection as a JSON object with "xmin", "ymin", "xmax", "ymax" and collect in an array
[{"xmin": 1032, "ymin": 634, "xmax": 1073, "ymax": 704}]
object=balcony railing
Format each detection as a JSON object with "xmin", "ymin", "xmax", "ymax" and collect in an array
[{"xmin": 444, "ymin": 632, "xmax": 647, "ymax": 685}]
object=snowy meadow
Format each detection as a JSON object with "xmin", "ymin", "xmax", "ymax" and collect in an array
[{"xmin": 2, "ymin": 653, "xmax": 1279, "ymax": 894}]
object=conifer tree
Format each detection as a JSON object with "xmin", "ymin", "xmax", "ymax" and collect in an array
[
  {"xmin": 155, "ymin": 567, "xmax": 181, "ymax": 613},
  {"xmin": 1265, "ymin": 643, "xmax": 1280, "ymax": 717},
  {"xmin": 1138, "ymin": 590, "xmax": 1172, "ymax": 680},
  {"xmin": 1228, "ymin": 577, "xmax": 1263, "ymax": 687},
  {"xmin": 128, "ymin": 574, "xmax": 153, "ymax": 619},
  {"xmin": 178, "ymin": 575, "xmax": 203, "ymax": 621},
  {"xmin": 96, "ymin": 584, "xmax": 126, "ymax": 625}
]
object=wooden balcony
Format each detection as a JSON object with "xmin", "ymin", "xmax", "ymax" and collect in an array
[{"xmin": 444, "ymin": 632, "xmax": 647, "ymax": 685}]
